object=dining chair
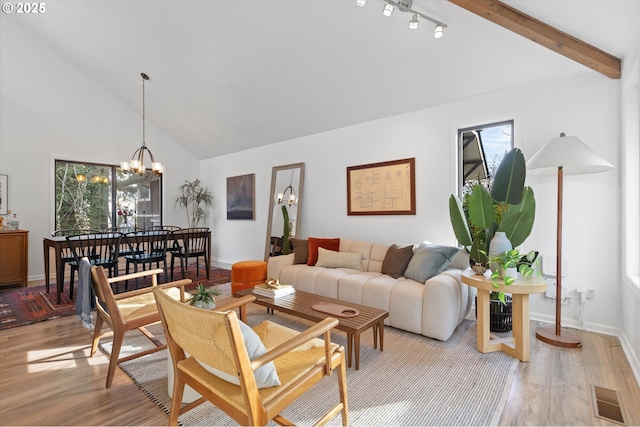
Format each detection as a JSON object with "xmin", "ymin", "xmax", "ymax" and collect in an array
[
  {"xmin": 148, "ymin": 225, "xmax": 182, "ymax": 255},
  {"xmin": 154, "ymin": 287, "xmax": 349, "ymax": 426},
  {"xmin": 67, "ymin": 231, "xmax": 121, "ymax": 298},
  {"xmin": 89, "ymin": 265, "xmax": 191, "ymax": 388},
  {"xmin": 170, "ymin": 227, "xmax": 210, "ymax": 281},
  {"xmin": 104, "ymin": 226, "xmax": 143, "ymax": 257},
  {"xmin": 51, "ymin": 229, "xmax": 100, "ymax": 296},
  {"xmin": 123, "ymin": 230, "xmax": 170, "ymax": 288}
]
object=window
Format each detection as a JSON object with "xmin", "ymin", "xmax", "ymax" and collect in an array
[
  {"xmin": 458, "ymin": 120, "xmax": 514, "ymax": 197},
  {"xmin": 54, "ymin": 160, "xmax": 162, "ymax": 231}
]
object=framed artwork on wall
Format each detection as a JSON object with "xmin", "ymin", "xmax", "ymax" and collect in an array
[
  {"xmin": 0, "ymin": 174, "xmax": 7, "ymax": 215},
  {"xmin": 227, "ymin": 173, "xmax": 255, "ymax": 220},
  {"xmin": 347, "ymin": 158, "xmax": 416, "ymax": 215}
]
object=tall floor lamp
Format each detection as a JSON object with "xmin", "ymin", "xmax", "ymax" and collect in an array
[{"xmin": 526, "ymin": 133, "xmax": 614, "ymax": 348}]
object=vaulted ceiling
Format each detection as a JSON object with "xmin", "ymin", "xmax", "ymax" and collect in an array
[{"xmin": 4, "ymin": 0, "xmax": 638, "ymax": 159}]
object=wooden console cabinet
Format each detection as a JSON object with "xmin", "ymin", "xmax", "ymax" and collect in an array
[{"xmin": 0, "ymin": 229, "xmax": 29, "ymax": 287}]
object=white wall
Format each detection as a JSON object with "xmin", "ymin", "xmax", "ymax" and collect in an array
[
  {"xmin": 0, "ymin": 18, "xmax": 200, "ymax": 279},
  {"xmin": 203, "ymin": 72, "xmax": 622, "ymax": 336},
  {"xmin": 620, "ymin": 30, "xmax": 640, "ymax": 383}
]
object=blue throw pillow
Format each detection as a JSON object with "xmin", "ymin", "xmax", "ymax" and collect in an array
[{"xmin": 403, "ymin": 244, "xmax": 460, "ymax": 283}]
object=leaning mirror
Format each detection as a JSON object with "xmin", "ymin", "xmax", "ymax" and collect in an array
[{"xmin": 264, "ymin": 163, "xmax": 304, "ymax": 261}]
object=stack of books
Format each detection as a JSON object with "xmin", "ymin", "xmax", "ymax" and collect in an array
[{"xmin": 253, "ymin": 283, "xmax": 295, "ymax": 298}]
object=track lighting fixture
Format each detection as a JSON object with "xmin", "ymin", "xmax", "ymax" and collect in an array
[{"xmin": 357, "ymin": 0, "xmax": 447, "ymax": 39}]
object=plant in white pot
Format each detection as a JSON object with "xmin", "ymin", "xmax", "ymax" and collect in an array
[
  {"xmin": 188, "ymin": 284, "xmax": 221, "ymax": 310},
  {"xmin": 174, "ymin": 179, "xmax": 214, "ymax": 227}
]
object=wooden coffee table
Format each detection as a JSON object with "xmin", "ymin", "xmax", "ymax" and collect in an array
[{"xmin": 234, "ymin": 288, "xmax": 389, "ymax": 370}]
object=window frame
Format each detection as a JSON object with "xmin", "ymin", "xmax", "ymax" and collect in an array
[{"xmin": 53, "ymin": 159, "xmax": 163, "ymax": 232}]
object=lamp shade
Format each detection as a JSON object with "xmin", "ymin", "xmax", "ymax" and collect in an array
[{"xmin": 527, "ymin": 134, "xmax": 614, "ymax": 176}]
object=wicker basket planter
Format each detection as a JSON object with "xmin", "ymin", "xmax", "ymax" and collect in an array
[{"xmin": 475, "ymin": 294, "xmax": 513, "ymax": 332}]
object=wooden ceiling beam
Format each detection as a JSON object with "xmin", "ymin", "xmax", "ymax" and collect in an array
[{"xmin": 448, "ymin": 0, "xmax": 621, "ymax": 79}]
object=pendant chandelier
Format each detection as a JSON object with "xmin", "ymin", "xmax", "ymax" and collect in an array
[
  {"xmin": 121, "ymin": 73, "xmax": 163, "ymax": 175},
  {"xmin": 276, "ymin": 169, "xmax": 298, "ymax": 206}
]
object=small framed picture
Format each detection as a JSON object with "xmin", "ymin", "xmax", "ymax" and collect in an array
[{"xmin": 0, "ymin": 174, "xmax": 7, "ymax": 215}]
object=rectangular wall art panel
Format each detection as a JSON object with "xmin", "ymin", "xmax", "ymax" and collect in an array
[{"xmin": 226, "ymin": 173, "xmax": 255, "ymax": 220}]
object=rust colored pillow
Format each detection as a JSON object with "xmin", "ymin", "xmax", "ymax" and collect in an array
[{"xmin": 307, "ymin": 237, "xmax": 340, "ymax": 266}]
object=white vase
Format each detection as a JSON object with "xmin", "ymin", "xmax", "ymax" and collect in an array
[
  {"xmin": 489, "ymin": 232, "xmax": 512, "ymax": 271},
  {"xmin": 194, "ymin": 300, "xmax": 216, "ymax": 310}
]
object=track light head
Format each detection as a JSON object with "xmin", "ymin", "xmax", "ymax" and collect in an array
[
  {"xmin": 382, "ymin": 3, "xmax": 394, "ymax": 16},
  {"xmin": 355, "ymin": 0, "xmax": 366, "ymax": 6},
  {"xmin": 409, "ymin": 14, "xmax": 419, "ymax": 30},
  {"xmin": 434, "ymin": 25, "xmax": 444, "ymax": 38}
]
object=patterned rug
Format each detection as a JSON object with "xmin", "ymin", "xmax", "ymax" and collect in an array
[
  {"xmin": 0, "ymin": 264, "xmax": 231, "ymax": 330},
  {"xmin": 102, "ymin": 307, "xmax": 519, "ymax": 426}
]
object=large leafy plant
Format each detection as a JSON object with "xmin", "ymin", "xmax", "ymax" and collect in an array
[
  {"xmin": 174, "ymin": 179, "xmax": 214, "ymax": 227},
  {"xmin": 449, "ymin": 148, "xmax": 536, "ymax": 268}
]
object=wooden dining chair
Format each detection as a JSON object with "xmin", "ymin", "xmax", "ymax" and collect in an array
[
  {"xmin": 170, "ymin": 227, "xmax": 210, "ymax": 281},
  {"xmin": 154, "ymin": 287, "xmax": 349, "ymax": 426},
  {"xmin": 50, "ymin": 229, "xmax": 100, "ymax": 295},
  {"xmin": 89, "ymin": 266, "xmax": 192, "ymax": 388},
  {"xmin": 66, "ymin": 232, "xmax": 121, "ymax": 298},
  {"xmin": 123, "ymin": 230, "xmax": 170, "ymax": 288}
]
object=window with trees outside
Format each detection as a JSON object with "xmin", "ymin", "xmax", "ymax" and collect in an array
[
  {"xmin": 54, "ymin": 160, "xmax": 162, "ymax": 232},
  {"xmin": 458, "ymin": 120, "xmax": 514, "ymax": 198}
]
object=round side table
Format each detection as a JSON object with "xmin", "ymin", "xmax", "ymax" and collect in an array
[{"xmin": 462, "ymin": 270, "xmax": 545, "ymax": 362}]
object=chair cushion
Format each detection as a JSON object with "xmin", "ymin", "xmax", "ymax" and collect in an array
[
  {"xmin": 315, "ymin": 248, "xmax": 363, "ymax": 270},
  {"xmin": 196, "ymin": 319, "xmax": 281, "ymax": 389},
  {"xmin": 403, "ymin": 244, "xmax": 460, "ymax": 283},
  {"xmin": 381, "ymin": 244, "xmax": 414, "ymax": 279},
  {"xmin": 307, "ymin": 237, "xmax": 340, "ymax": 266}
]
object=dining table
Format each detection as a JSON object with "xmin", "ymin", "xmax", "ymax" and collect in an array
[{"xmin": 43, "ymin": 230, "xmax": 212, "ymax": 304}]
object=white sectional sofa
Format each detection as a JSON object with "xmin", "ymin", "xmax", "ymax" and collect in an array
[{"xmin": 267, "ymin": 238, "xmax": 474, "ymax": 341}]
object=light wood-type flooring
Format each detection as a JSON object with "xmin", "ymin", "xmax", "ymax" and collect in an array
[{"xmin": 1, "ymin": 281, "xmax": 639, "ymax": 426}]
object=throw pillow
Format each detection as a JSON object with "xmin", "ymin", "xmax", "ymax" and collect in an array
[
  {"xmin": 307, "ymin": 237, "xmax": 340, "ymax": 266},
  {"xmin": 403, "ymin": 244, "xmax": 461, "ymax": 283},
  {"xmin": 381, "ymin": 244, "xmax": 414, "ymax": 279},
  {"xmin": 196, "ymin": 319, "xmax": 280, "ymax": 389},
  {"xmin": 291, "ymin": 238, "xmax": 308, "ymax": 265},
  {"xmin": 315, "ymin": 247, "xmax": 363, "ymax": 270}
]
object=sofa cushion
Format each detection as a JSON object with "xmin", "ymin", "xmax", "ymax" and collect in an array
[
  {"xmin": 307, "ymin": 237, "xmax": 340, "ymax": 266},
  {"xmin": 291, "ymin": 238, "xmax": 308, "ymax": 265},
  {"xmin": 403, "ymin": 244, "xmax": 460, "ymax": 283},
  {"xmin": 381, "ymin": 244, "xmax": 414, "ymax": 279},
  {"xmin": 315, "ymin": 247, "xmax": 363, "ymax": 270}
]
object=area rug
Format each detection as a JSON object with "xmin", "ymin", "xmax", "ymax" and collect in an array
[
  {"xmin": 0, "ymin": 264, "xmax": 231, "ymax": 330},
  {"xmin": 102, "ymin": 308, "xmax": 519, "ymax": 426}
]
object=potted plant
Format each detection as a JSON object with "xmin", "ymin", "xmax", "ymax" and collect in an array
[
  {"xmin": 281, "ymin": 205, "xmax": 291, "ymax": 255},
  {"xmin": 188, "ymin": 284, "xmax": 221, "ymax": 310},
  {"xmin": 449, "ymin": 148, "xmax": 536, "ymax": 273},
  {"xmin": 486, "ymin": 248, "xmax": 538, "ymax": 296},
  {"xmin": 174, "ymin": 179, "xmax": 214, "ymax": 227}
]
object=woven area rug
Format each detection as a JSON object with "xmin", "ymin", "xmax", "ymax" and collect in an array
[
  {"xmin": 0, "ymin": 264, "xmax": 231, "ymax": 330},
  {"xmin": 102, "ymin": 307, "xmax": 518, "ymax": 426}
]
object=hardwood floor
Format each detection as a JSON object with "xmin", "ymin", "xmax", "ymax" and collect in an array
[{"xmin": 1, "ymin": 283, "xmax": 638, "ymax": 426}]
